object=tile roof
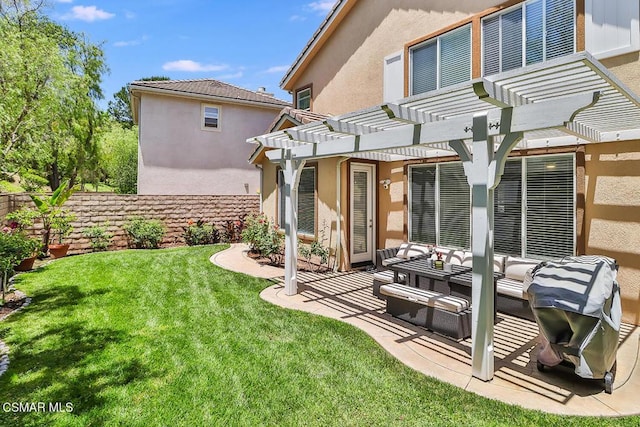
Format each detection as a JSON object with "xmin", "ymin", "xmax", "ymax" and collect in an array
[
  {"xmin": 130, "ymin": 78, "xmax": 291, "ymax": 108},
  {"xmin": 267, "ymin": 106, "xmax": 330, "ymax": 131}
]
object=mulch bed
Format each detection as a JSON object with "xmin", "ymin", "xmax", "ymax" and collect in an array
[{"xmin": 246, "ymin": 250, "xmax": 331, "ymax": 273}]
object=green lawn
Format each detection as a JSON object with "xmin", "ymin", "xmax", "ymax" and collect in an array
[{"xmin": 0, "ymin": 246, "xmax": 637, "ymax": 426}]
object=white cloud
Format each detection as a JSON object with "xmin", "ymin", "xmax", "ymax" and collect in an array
[
  {"xmin": 113, "ymin": 36, "xmax": 148, "ymax": 47},
  {"xmin": 307, "ymin": 1, "xmax": 335, "ymax": 13},
  {"xmin": 61, "ymin": 5, "xmax": 115, "ymax": 22},
  {"xmin": 162, "ymin": 60, "xmax": 229, "ymax": 72},
  {"xmin": 264, "ymin": 65, "xmax": 290, "ymax": 74}
]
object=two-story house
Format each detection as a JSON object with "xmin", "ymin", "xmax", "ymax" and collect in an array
[
  {"xmin": 130, "ymin": 79, "xmax": 290, "ymax": 195},
  {"xmin": 249, "ymin": 0, "xmax": 640, "ymax": 334}
]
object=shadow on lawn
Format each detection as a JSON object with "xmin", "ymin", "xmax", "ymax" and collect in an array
[{"xmin": 0, "ymin": 284, "xmax": 154, "ymax": 423}]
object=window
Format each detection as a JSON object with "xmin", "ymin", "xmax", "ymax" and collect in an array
[
  {"xmin": 202, "ymin": 104, "xmax": 220, "ymax": 130},
  {"xmin": 409, "ymin": 154, "xmax": 575, "ymax": 259},
  {"xmin": 278, "ymin": 166, "xmax": 316, "ymax": 235},
  {"xmin": 483, "ymin": 0, "xmax": 575, "ymax": 76},
  {"xmin": 296, "ymin": 87, "xmax": 311, "ymax": 110},
  {"xmin": 410, "ymin": 25, "xmax": 471, "ymax": 95}
]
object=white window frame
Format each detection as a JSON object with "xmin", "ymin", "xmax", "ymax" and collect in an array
[
  {"xmin": 296, "ymin": 87, "xmax": 311, "ymax": 111},
  {"xmin": 481, "ymin": 0, "xmax": 576, "ymax": 76},
  {"xmin": 408, "ymin": 153, "xmax": 576, "ymax": 258},
  {"xmin": 409, "ymin": 24, "xmax": 472, "ymax": 96},
  {"xmin": 201, "ymin": 104, "xmax": 221, "ymax": 131}
]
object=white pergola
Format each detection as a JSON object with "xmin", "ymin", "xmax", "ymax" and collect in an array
[{"xmin": 248, "ymin": 52, "xmax": 640, "ymax": 382}]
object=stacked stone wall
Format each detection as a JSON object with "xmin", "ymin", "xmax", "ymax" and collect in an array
[{"xmin": 3, "ymin": 193, "xmax": 259, "ymax": 254}]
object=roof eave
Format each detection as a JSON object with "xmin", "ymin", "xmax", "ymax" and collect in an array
[{"xmin": 128, "ymin": 84, "xmax": 290, "ymax": 110}]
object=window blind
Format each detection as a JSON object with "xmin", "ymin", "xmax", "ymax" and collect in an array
[
  {"xmin": 352, "ymin": 171, "xmax": 368, "ymax": 254},
  {"xmin": 411, "ymin": 41, "xmax": 437, "ymax": 95},
  {"xmin": 440, "ymin": 26, "xmax": 471, "ymax": 88},
  {"xmin": 410, "ymin": 166, "xmax": 436, "ymax": 244},
  {"xmin": 439, "ymin": 163, "xmax": 470, "ymax": 248},
  {"xmin": 546, "ymin": 0, "xmax": 575, "ymax": 59},
  {"xmin": 297, "ymin": 168, "xmax": 316, "ymax": 235},
  {"xmin": 502, "ymin": 8, "xmax": 524, "ymax": 71},
  {"xmin": 483, "ymin": 15, "xmax": 501, "ymax": 76},
  {"xmin": 525, "ymin": 155, "xmax": 574, "ymax": 259},
  {"xmin": 278, "ymin": 167, "xmax": 316, "ymax": 235},
  {"xmin": 526, "ymin": 0, "xmax": 545, "ymax": 65},
  {"xmin": 494, "ymin": 159, "xmax": 523, "ymax": 255}
]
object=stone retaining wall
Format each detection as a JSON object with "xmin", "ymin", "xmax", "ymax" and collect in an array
[{"xmin": 3, "ymin": 193, "xmax": 259, "ymax": 254}]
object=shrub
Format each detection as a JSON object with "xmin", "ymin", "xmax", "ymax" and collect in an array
[
  {"xmin": 183, "ymin": 219, "xmax": 219, "ymax": 246},
  {"xmin": 123, "ymin": 217, "xmax": 165, "ymax": 249},
  {"xmin": 241, "ymin": 213, "xmax": 283, "ymax": 264},
  {"xmin": 223, "ymin": 216, "xmax": 245, "ymax": 243},
  {"xmin": 82, "ymin": 223, "xmax": 113, "ymax": 252}
]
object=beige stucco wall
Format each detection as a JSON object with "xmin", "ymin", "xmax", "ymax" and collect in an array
[
  {"xmin": 584, "ymin": 140, "xmax": 640, "ymax": 325},
  {"xmin": 138, "ymin": 93, "xmax": 279, "ymax": 195},
  {"xmin": 293, "ymin": 0, "xmax": 501, "ymax": 116}
]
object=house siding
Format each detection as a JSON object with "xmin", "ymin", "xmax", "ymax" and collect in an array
[
  {"xmin": 264, "ymin": 0, "xmax": 640, "ymax": 324},
  {"xmin": 138, "ymin": 93, "xmax": 278, "ymax": 195}
]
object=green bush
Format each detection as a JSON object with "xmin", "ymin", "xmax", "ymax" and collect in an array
[
  {"xmin": 123, "ymin": 217, "xmax": 165, "ymax": 249},
  {"xmin": 241, "ymin": 213, "xmax": 283, "ymax": 264},
  {"xmin": 182, "ymin": 219, "xmax": 219, "ymax": 246},
  {"xmin": 82, "ymin": 223, "xmax": 113, "ymax": 252}
]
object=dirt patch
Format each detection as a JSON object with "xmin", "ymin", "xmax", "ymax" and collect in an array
[{"xmin": 0, "ymin": 291, "xmax": 28, "ymax": 320}]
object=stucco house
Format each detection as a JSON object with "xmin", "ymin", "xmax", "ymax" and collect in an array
[
  {"xmin": 130, "ymin": 79, "xmax": 290, "ymax": 195},
  {"xmin": 249, "ymin": 0, "xmax": 640, "ymax": 339}
]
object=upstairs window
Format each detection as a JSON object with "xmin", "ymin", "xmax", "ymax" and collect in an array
[
  {"xmin": 296, "ymin": 87, "xmax": 311, "ymax": 110},
  {"xmin": 202, "ymin": 104, "xmax": 220, "ymax": 130},
  {"xmin": 410, "ymin": 25, "xmax": 472, "ymax": 96},
  {"xmin": 483, "ymin": 0, "xmax": 575, "ymax": 76}
]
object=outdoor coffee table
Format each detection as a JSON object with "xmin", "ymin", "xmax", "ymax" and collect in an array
[{"xmin": 388, "ymin": 258, "xmax": 471, "ymax": 294}]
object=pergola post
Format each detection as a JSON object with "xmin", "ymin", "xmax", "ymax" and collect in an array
[
  {"xmin": 450, "ymin": 112, "xmax": 522, "ymax": 381},
  {"xmin": 281, "ymin": 150, "xmax": 306, "ymax": 295}
]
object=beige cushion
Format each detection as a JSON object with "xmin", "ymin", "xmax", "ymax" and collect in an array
[
  {"xmin": 381, "ymin": 256, "xmax": 406, "ymax": 267},
  {"xmin": 449, "ymin": 250, "xmax": 465, "ymax": 265},
  {"xmin": 373, "ymin": 270, "xmax": 406, "ymax": 284},
  {"xmin": 460, "ymin": 252, "xmax": 506, "ymax": 273},
  {"xmin": 396, "ymin": 243, "xmax": 430, "ymax": 260},
  {"xmin": 380, "ymin": 283, "xmax": 469, "ymax": 313},
  {"xmin": 504, "ymin": 256, "xmax": 540, "ymax": 282},
  {"xmin": 496, "ymin": 277, "xmax": 525, "ymax": 299}
]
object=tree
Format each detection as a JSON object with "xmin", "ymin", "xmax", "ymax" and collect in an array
[
  {"xmin": 0, "ymin": 0, "xmax": 108, "ymax": 190},
  {"xmin": 100, "ymin": 122, "xmax": 138, "ymax": 194},
  {"xmin": 107, "ymin": 76, "xmax": 170, "ymax": 128}
]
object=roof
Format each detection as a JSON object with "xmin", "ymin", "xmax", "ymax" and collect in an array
[
  {"xmin": 129, "ymin": 78, "xmax": 291, "ymax": 109},
  {"xmin": 266, "ymin": 107, "xmax": 330, "ymax": 133},
  {"xmin": 249, "ymin": 107, "xmax": 331, "ymax": 164},
  {"xmin": 252, "ymin": 53, "xmax": 640, "ymax": 163}
]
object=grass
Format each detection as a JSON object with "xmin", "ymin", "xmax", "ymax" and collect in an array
[{"xmin": 0, "ymin": 245, "xmax": 637, "ymax": 426}]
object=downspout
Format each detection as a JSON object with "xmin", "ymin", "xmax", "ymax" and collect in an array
[
  {"xmin": 334, "ymin": 157, "xmax": 349, "ymax": 272},
  {"xmin": 255, "ymin": 164, "xmax": 263, "ymax": 213}
]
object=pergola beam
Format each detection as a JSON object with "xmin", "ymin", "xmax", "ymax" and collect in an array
[{"xmin": 266, "ymin": 92, "xmax": 600, "ymax": 162}]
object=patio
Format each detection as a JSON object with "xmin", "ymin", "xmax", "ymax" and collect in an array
[{"xmin": 213, "ymin": 244, "xmax": 640, "ymax": 416}]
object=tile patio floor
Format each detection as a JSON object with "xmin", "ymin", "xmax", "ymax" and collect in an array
[{"xmin": 211, "ymin": 244, "xmax": 640, "ymax": 416}]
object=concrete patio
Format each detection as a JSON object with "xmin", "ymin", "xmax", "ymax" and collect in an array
[{"xmin": 211, "ymin": 244, "xmax": 640, "ymax": 416}]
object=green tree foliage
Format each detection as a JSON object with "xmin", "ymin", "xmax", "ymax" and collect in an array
[
  {"xmin": 107, "ymin": 76, "xmax": 170, "ymax": 129},
  {"xmin": 100, "ymin": 122, "xmax": 138, "ymax": 194},
  {"xmin": 0, "ymin": 0, "xmax": 108, "ymax": 190}
]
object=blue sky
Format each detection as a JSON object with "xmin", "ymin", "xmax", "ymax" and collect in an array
[{"xmin": 47, "ymin": 0, "xmax": 336, "ymax": 108}]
